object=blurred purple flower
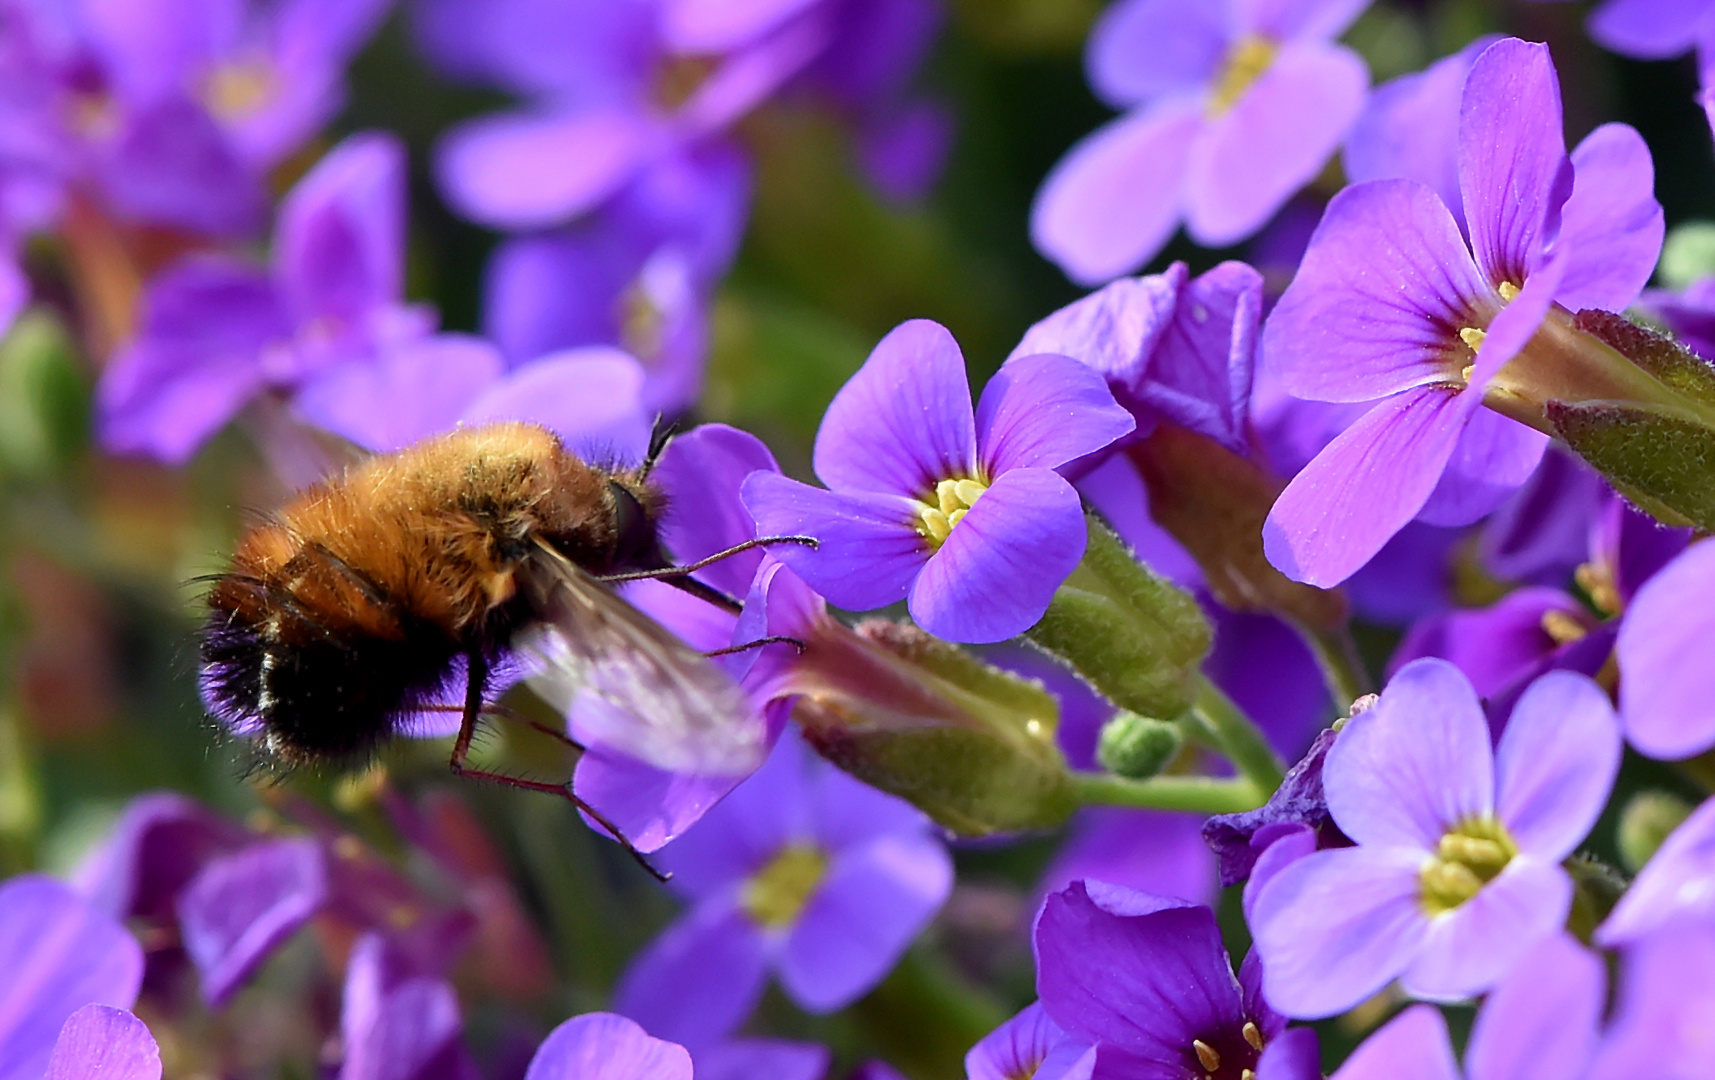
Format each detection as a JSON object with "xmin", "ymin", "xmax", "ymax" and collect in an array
[
  {"xmin": 1390, "ymin": 586, "xmax": 1594, "ymax": 699},
  {"xmin": 1250, "ymin": 659, "xmax": 1620, "ymax": 1017},
  {"xmin": 1262, "ymin": 38, "xmax": 1662, "ymax": 587},
  {"xmin": 523, "ymin": 1013, "xmax": 691, "ymax": 1080},
  {"xmin": 1616, "ymin": 539, "xmax": 1715, "ymax": 759},
  {"xmin": 1596, "ymin": 796, "xmax": 1715, "ymax": 947},
  {"xmin": 338, "ymin": 932, "xmax": 480, "ymax": 1080},
  {"xmin": 614, "ymin": 728, "xmax": 953, "ymax": 1048},
  {"xmin": 1586, "ymin": 921, "xmax": 1715, "ymax": 1079},
  {"xmin": 0, "ymin": 874, "xmax": 145, "ymax": 1080},
  {"xmin": 965, "ymin": 1002, "xmax": 1095, "ymax": 1080},
  {"xmin": 1640, "ymin": 276, "xmax": 1715, "ymax": 360},
  {"xmin": 1034, "ymin": 880, "xmax": 1318, "ymax": 1080},
  {"xmin": 1032, "ymin": 0, "xmax": 1371, "ymax": 284},
  {"xmin": 1527, "ymin": 0, "xmax": 1715, "ymax": 88},
  {"xmin": 744, "ymin": 319, "xmax": 1134, "ymax": 643},
  {"xmin": 696, "ymin": 1037, "xmax": 830, "ymax": 1080},
  {"xmin": 1330, "ymin": 933, "xmax": 1603, "ymax": 1080},
  {"xmin": 42, "ymin": 1005, "xmax": 161, "ymax": 1080}
]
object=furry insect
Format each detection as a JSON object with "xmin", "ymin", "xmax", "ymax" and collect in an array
[{"xmin": 198, "ymin": 421, "xmax": 807, "ymax": 871}]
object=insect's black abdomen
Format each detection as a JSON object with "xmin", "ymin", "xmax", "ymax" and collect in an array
[{"xmin": 200, "ymin": 607, "xmax": 461, "ymax": 764}]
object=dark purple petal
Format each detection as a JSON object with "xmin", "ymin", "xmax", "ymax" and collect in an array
[
  {"xmin": 524, "ymin": 1013, "xmax": 692, "ymax": 1080},
  {"xmin": 857, "ymin": 99, "xmax": 952, "ymax": 203},
  {"xmin": 1034, "ymin": 882, "xmax": 1248, "ymax": 1070},
  {"xmin": 1084, "ymin": 0, "xmax": 1226, "ymax": 108},
  {"xmin": 1204, "ymin": 726, "xmax": 1339, "ymax": 887},
  {"xmin": 1326, "ymin": 657, "xmax": 1493, "ymax": 850},
  {"xmin": 908, "ymin": 467, "xmax": 1086, "ymax": 643},
  {"xmin": 695, "ymin": 1039, "xmax": 829, "ymax": 1080},
  {"xmin": 813, "ymin": 319, "xmax": 977, "ymax": 498},
  {"xmin": 1493, "ymin": 671, "xmax": 1619, "ymax": 859},
  {"xmin": 1249, "ymin": 846, "xmax": 1428, "ymax": 1019},
  {"xmin": 462, "ymin": 346, "xmax": 652, "ymax": 463},
  {"xmin": 741, "ymin": 472, "xmax": 927, "ymax": 612},
  {"xmin": 1255, "ymin": 1027, "xmax": 1320, "ymax": 1080},
  {"xmin": 1465, "ymin": 933, "xmax": 1603, "ymax": 1080},
  {"xmin": 1184, "ymin": 42, "xmax": 1368, "ymax": 247},
  {"xmin": 294, "ymin": 334, "xmax": 505, "ymax": 451},
  {"xmin": 965, "ymin": 1003, "xmax": 1094, "ymax": 1080},
  {"xmin": 1401, "ymin": 857, "xmax": 1571, "ymax": 1001},
  {"xmin": 777, "ymin": 834, "xmax": 953, "ymax": 1011},
  {"xmin": 1596, "ymin": 797, "xmax": 1715, "ymax": 946},
  {"xmin": 1592, "ymin": 494, "xmax": 1691, "ymax": 606},
  {"xmin": 1617, "ymin": 540, "xmax": 1715, "ymax": 759},
  {"xmin": 1007, "ymin": 266, "xmax": 1183, "ymax": 386},
  {"xmin": 1137, "ymin": 261, "xmax": 1262, "ymax": 451},
  {"xmin": 275, "ymin": 132, "xmax": 405, "ymax": 327},
  {"xmin": 436, "ymin": 106, "xmax": 658, "ymax": 230},
  {"xmin": 1264, "ymin": 180, "xmax": 1488, "ymax": 403},
  {"xmin": 1415, "ymin": 406, "xmax": 1548, "ymax": 526},
  {"xmin": 1458, "ymin": 39, "xmax": 1574, "ymax": 287},
  {"xmin": 44, "ymin": 1005, "xmax": 159, "ymax": 1080},
  {"xmin": 1586, "ymin": 923, "xmax": 1715, "ymax": 1080},
  {"xmin": 1031, "ymin": 102, "xmax": 1201, "ymax": 286},
  {"xmin": 414, "ymin": 0, "xmax": 657, "ymax": 97},
  {"xmin": 177, "ymin": 837, "xmax": 328, "ymax": 1006},
  {"xmin": 1207, "ymin": 606, "xmax": 1329, "ymax": 762},
  {"xmin": 978, "ymin": 353, "xmax": 1134, "ymax": 475},
  {"xmin": 803, "ymin": 739, "xmax": 938, "ymax": 853},
  {"xmin": 1555, "ymin": 123, "xmax": 1663, "ymax": 313},
  {"xmin": 611, "ymin": 901, "xmax": 768, "ymax": 1049},
  {"xmin": 1389, "ymin": 587, "xmax": 1584, "ymax": 700},
  {"xmin": 1478, "ymin": 449, "xmax": 1609, "ymax": 585},
  {"xmin": 1587, "ymin": 0, "xmax": 1709, "ymax": 58},
  {"xmin": 0, "ymin": 876, "xmax": 143, "ymax": 1080},
  {"xmin": 1263, "ymin": 385, "xmax": 1473, "ymax": 588},
  {"xmin": 75, "ymin": 791, "xmax": 251, "ymax": 924},
  {"xmin": 1328, "ymin": 1006, "xmax": 1458, "ymax": 1080},
  {"xmin": 1038, "ymin": 808, "xmax": 1216, "ymax": 910},
  {"xmin": 339, "ymin": 934, "xmax": 475, "ymax": 1080}
]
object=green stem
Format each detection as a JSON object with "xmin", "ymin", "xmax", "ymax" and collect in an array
[
  {"xmin": 1071, "ymin": 771, "xmax": 1265, "ymax": 815},
  {"xmin": 1191, "ymin": 675, "xmax": 1286, "ymax": 795}
]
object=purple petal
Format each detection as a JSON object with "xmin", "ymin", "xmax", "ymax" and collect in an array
[
  {"xmin": 1587, "ymin": 0, "xmax": 1709, "ymax": 57},
  {"xmin": 1494, "ymin": 671, "xmax": 1620, "ymax": 859},
  {"xmin": 74, "ymin": 791, "xmax": 252, "ymax": 924},
  {"xmin": 1184, "ymin": 42, "xmax": 1368, "ymax": 247},
  {"xmin": 1465, "ymin": 933, "xmax": 1603, "ymax": 1080},
  {"xmin": 1255, "ymin": 1027, "xmax": 1321, "ymax": 1080},
  {"xmin": 294, "ymin": 334, "xmax": 505, "ymax": 451},
  {"xmin": 1242, "ymin": 0, "xmax": 1373, "ymax": 42},
  {"xmin": 803, "ymin": 745, "xmax": 940, "ymax": 854},
  {"xmin": 95, "ymin": 97, "xmax": 266, "ymax": 238},
  {"xmin": 76, "ymin": 0, "xmax": 236, "ymax": 99},
  {"xmin": 1240, "ymin": 822, "xmax": 1318, "ymax": 924},
  {"xmin": 1249, "ymin": 846, "xmax": 1429, "ymax": 1019},
  {"xmin": 177, "ymin": 837, "xmax": 328, "ymax": 1006},
  {"xmin": 611, "ymin": 902, "xmax": 768, "ymax": 1049},
  {"xmin": 1030, "ymin": 101, "xmax": 1201, "ymax": 286},
  {"xmin": 812, "ymin": 319, "xmax": 976, "ymax": 498},
  {"xmin": 777, "ymin": 834, "xmax": 953, "ymax": 1011},
  {"xmin": 462, "ymin": 346, "xmax": 651, "ymax": 463},
  {"xmin": 0, "ymin": 256, "xmax": 24, "ymax": 336},
  {"xmin": 525, "ymin": 1013, "xmax": 692, "ymax": 1080},
  {"xmin": 858, "ymin": 99, "xmax": 952, "ymax": 203},
  {"xmin": 1328, "ymin": 1006, "xmax": 1458, "ymax": 1080},
  {"xmin": 1203, "ymin": 727, "xmax": 1340, "ymax": 887},
  {"xmin": 1038, "ymin": 808, "xmax": 1217, "ymax": 910},
  {"xmin": 1555, "ymin": 123, "xmax": 1663, "ymax": 313},
  {"xmin": 1084, "ymin": 0, "xmax": 1227, "ymax": 107},
  {"xmin": 275, "ymin": 132, "xmax": 405, "ymax": 326},
  {"xmin": 436, "ymin": 106, "xmax": 658, "ymax": 230},
  {"xmin": 1586, "ymin": 923, "xmax": 1715, "ymax": 1079},
  {"xmin": 740, "ymin": 473, "xmax": 927, "ymax": 612},
  {"xmin": 965, "ymin": 1003, "xmax": 1094, "ymax": 1080},
  {"xmin": 1263, "ymin": 180, "xmax": 1488, "ymax": 403},
  {"xmin": 655, "ymin": 423, "xmax": 782, "ymax": 597},
  {"xmin": 695, "ymin": 1039, "xmax": 830, "ymax": 1080},
  {"xmin": 674, "ymin": 16, "xmax": 829, "ymax": 136},
  {"xmin": 1596, "ymin": 797, "xmax": 1715, "ymax": 946},
  {"xmin": 978, "ymin": 353, "xmax": 1134, "ymax": 475},
  {"xmin": 339, "ymin": 934, "xmax": 472, "ymax": 1080},
  {"xmin": 1401, "ymin": 857, "xmax": 1571, "ymax": 1001},
  {"xmin": 1325, "ymin": 657, "xmax": 1493, "ymax": 849},
  {"xmin": 1617, "ymin": 536, "xmax": 1715, "ymax": 759},
  {"xmin": 1389, "ymin": 586, "xmax": 1584, "ymax": 700},
  {"xmin": 1262, "ymin": 385, "xmax": 1473, "ymax": 588},
  {"xmin": 44, "ymin": 1005, "xmax": 160, "ymax": 1080},
  {"xmin": 1141, "ymin": 261, "xmax": 1263, "ymax": 451},
  {"xmin": 1415, "ymin": 405, "xmax": 1548, "ymax": 526},
  {"xmin": 0, "ymin": 876, "xmax": 144, "ymax": 1080},
  {"xmin": 573, "ymin": 747, "xmax": 745, "ymax": 856},
  {"xmin": 660, "ymin": 0, "xmax": 818, "ymax": 51},
  {"xmin": 1478, "ymin": 449, "xmax": 1608, "ymax": 585},
  {"xmin": 1459, "ymin": 39, "xmax": 1574, "ymax": 287},
  {"xmin": 908, "ymin": 467, "xmax": 1086, "ymax": 643},
  {"xmin": 1468, "ymin": 241, "xmax": 1568, "ymax": 392},
  {"xmin": 1006, "ymin": 266, "xmax": 1183, "ymax": 384},
  {"xmin": 1593, "ymin": 494, "xmax": 1691, "ymax": 606}
]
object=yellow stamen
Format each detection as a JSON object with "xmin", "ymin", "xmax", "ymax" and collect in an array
[
  {"xmin": 1420, "ymin": 817, "xmax": 1519, "ymax": 915},
  {"xmin": 742, "ymin": 844, "xmax": 828, "ymax": 928},
  {"xmin": 1459, "ymin": 328, "xmax": 1487, "ymax": 352},
  {"xmin": 1208, "ymin": 35, "xmax": 1278, "ymax": 116},
  {"xmin": 1541, "ymin": 609, "xmax": 1588, "ymax": 645},
  {"xmin": 915, "ymin": 476, "xmax": 989, "ymax": 548},
  {"xmin": 204, "ymin": 60, "xmax": 276, "ymax": 118},
  {"xmin": 1193, "ymin": 1040, "xmax": 1221, "ymax": 1072},
  {"xmin": 1242, "ymin": 1022, "xmax": 1264, "ymax": 1051},
  {"xmin": 1497, "ymin": 281, "xmax": 1521, "ymax": 301}
]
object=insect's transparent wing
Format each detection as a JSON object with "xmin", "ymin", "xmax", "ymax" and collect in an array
[{"xmin": 514, "ymin": 544, "xmax": 767, "ymax": 776}]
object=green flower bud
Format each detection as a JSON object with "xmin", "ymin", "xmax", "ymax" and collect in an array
[
  {"xmin": 1095, "ymin": 712, "xmax": 1183, "ymax": 779},
  {"xmin": 1617, "ymin": 790, "xmax": 1694, "ymax": 873}
]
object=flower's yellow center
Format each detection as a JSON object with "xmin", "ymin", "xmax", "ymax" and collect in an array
[
  {"xmin": 916, "ymin": 477, "xmax": 989, "ymax": 547},
  {"xmin": 1208, "ymin": 35, "xmax": 1278, "ymax": 116},
  {"xmin": 1454, "ymin": 282, "xmax": 1524, "ymax": 384},
  {"xmin": 1420, "ymin": 817, "xmax": 1518, "ymax": 915},
  {"xmin": 1575, "ymin": 562, "xmax": 1623, "ymax": 617},
  {"xmin": 1540, "ymin": 608, "xmax": 1588, "ymax": 645},
  {"xmin": 204, "ymin": 59, "xmax": 277, "ymax": 119},
  {"xmin": 742, "ymin": 844, "xmax": 828, "ymax": 928}
]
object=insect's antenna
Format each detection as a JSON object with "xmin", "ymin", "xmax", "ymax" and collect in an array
[
  {"xmin": 638, "ymin": 416, "xmax": 680, "ymax": 482},
  {"xmin": 598, "ymin": 535, "xmax": 819, "ymax": 588}
]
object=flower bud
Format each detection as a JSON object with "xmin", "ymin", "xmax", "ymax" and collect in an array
[
  {"xmin": 1095, "ymin": 712, "xmax": 1183, "ymax": 779},
  {"xmin": 1617, "ymin": 790, "xmax": 1694, "ymax": 873}
]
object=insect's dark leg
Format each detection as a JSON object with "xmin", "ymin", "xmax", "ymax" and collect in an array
[
  {"xmin": 597, "ymin": 535, "xmax": 819, "ymax": 586},
  {"xmin": 705, "ymin": 635, "xmax": 806, "ymax": 657},
  {"xmin": 445, "ymin": 652, "xmax": 668, "ymax": 882}
]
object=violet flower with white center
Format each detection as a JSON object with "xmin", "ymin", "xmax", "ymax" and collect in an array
[
  {"xmin": 1033, "ymin": 880, "xmax": 1320, "ymax": 1080},
  {"xmin": 1262, "ymin": 37, "xmax": 1664, "ymax": 587},
  {"xmin": 1249, "ymin": 659, "xmax": 1621, "ymax": 1017},
  {"xmin": 0, "ymin": 874, "xmax": 146, "ymax": 1080},
  {"xmin": 1596, "ymin": 796, "xmax": 1715, "ymax": 947},
  {"xmin": 1330, "ymin": 933, "xmax": 1604, "ymax": 1080},
  {"xmin": 743, "ymin": 318, "xmax": 1134, "ymax": 644},
  {"xmin": 1615, "ymin": 540, "xmax": 1715, "ymax": 759},
  {"xmin": 965, "ymin": 1002, "xmax": 1095, "ymax": 1080},
  {"xmin": 1031, "ymin": 0, "xmax": 1371, "ymax": 284},
  {"xmin": 613, "ymin": 728, "xmax": 953, "ymax": 1048}
]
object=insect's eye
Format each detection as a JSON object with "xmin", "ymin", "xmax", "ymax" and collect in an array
[{"xmin": 608, "ymin": 481, "xmax": 659, "ymax": 565}]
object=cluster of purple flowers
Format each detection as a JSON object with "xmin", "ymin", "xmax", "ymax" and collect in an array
[{"xmin": 13, "ymin": 1, "xmax": 1715, "ymax": 1076}]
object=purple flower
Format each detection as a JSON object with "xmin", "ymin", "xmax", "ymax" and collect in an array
[
  {"xmin": 1596, "ymin": 796, "xmax": 1715, "ymax": 947},
  {"xmin": 1640, "ymin": 276, "xmax": 1715, "ymax": 360},
  {"xmin": 338, "ymin": 933, "xmax": 479, "ymax": 1080},
  {"xmin": 1390, "ymin": 586, "xmax": 1594, "ymax": 699},
  {"xmin": 1540, "ymin": 0, "xmax": 1715, "ymax": 88},
  {"xmin": 613, "ymin": 728, "xmax": 953, "ymax": 1048},
  {"xmin": 1261, "ymin": 38, "xmax": 1663, "ymax": 587},
  {"xmin": 523, "ymin": 1013, "xmax": 691, "ymax": 1080},
  {"xmin": 1616, "ymin": 540, "xmax": 1715, "ymax": 759},
  {"xmin": 1330, "ymin": 933, "xmax": 1604, "ymax": 1080},
  {"xmin": 1203, "ymin": 725, "xmax": 1343, "ymax": 889},
  {"xmin": 1585, "ymin": 921, "xmax": 1715, "ymax": 1079},
  {"xmin": 1031, "ymin": 0, "xmax": 1371, "ymax": 284},
  {"xmin": 744, "ymin": 319, "xmax": 1134, "ymax": 643},
  {"xmin": 1033, "ymin": 880, "xmax": 1319, "ymax": 1080},
  {"xmin": 1250, "ymin": 659, "xmax": 1621, "ymax": 1017},
  {"xmin": 0, "ymin": 874, "xmax": 145, "ymax": 1080},
  {"xmin": 41, "ymin": 1004, "xmax": 161, "ymax": 1080},
  {"xmin": 965, "ymin": 1002, "xmax": 1095, "ymax": 1080}
]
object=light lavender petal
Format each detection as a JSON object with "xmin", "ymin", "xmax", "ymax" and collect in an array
[
  {"xmin": 44, "ymin": 1005, "xmax": 160, "ymax": 1080},
  {"xmin": 1402, "ymin": 857, "xmax": 1571, "ymax": 1002},
  {"xmin": 1494, "ymin": 671, "xmax": 1620, "ymax": 860}
]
